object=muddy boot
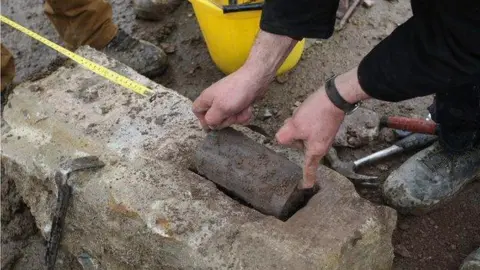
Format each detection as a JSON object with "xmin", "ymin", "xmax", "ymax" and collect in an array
[
  {"xmin": 103, "ymin": 29, "xmax": 167, "ymax": 77},
  {"xmin": 133, "ymin": 0, "xmax": 183, "ymax": 21},
  {"xmin": 460, "ymin": 248, "xmax": 480, "ymax": 270},
  {"xmin": 382, "ymin": 142, "xmax": 480, "ymax": 215}
]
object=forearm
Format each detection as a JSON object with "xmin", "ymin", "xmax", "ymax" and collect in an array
[{"xmin": 242, "ymin": 30, "xmax": 298, "ymax": 87}]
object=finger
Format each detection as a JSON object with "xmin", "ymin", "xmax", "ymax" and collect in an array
[
  {"xmin": 192, "ymin": 97, "xmax": 212, "ymax": 131},
  {"xmin": 289, "ymin": 140, "xmax": 305, "ymax": 150},
  {"xmin": 236, "ymin": 106, "xmax": 253, "ymax": 125},
  {"xmin": 300, "ymin": 147, "xmax": 323, "ymax": 189},
  {"xmin": 204, "ymin": 105, "xmax": 227, "ymax": 129},
  {"xmin": 192, "ymin": 110, "xmax": 209, "ymax": 131},
  {"xmin": 275, "ymin": 119, "xmax": 298, "ymax": 146},
  {"xmin": 216, "ymin": 115, "xmax": 238, "ymax": 130},
  {"xmin": 215, "ymin": 106, "xmax": 253, "ymax": 129}
]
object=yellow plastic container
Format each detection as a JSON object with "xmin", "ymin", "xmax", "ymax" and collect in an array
[{"xmin": 189, "ymin": 0, "xmax": 305, "ymax": 75}]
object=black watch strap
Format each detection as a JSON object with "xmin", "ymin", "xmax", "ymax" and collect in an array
[{"xmin": 325, "ymin": 76, "xmax": 359, "ymax": 114}]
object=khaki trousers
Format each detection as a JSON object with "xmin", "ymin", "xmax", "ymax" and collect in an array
[{"xmin": 1, "ymin": 0, "xmax": 118, "ymax": 92}]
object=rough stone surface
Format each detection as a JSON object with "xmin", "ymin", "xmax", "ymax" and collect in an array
[
  {"xmin": 1, "ymin": 47, "xmax": 396, "ymax": 269},
  {"xmin": 334, "ymin": 108, "xmax": 380, "ymax": 148},
  {"xmin": 228, "ymin": 158, "xmax": 397, "ymax": 270}
]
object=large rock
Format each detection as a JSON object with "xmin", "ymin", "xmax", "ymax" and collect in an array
[{"xmin": 1, "ymin": 47, "xmax": 396, "ymax": 269}]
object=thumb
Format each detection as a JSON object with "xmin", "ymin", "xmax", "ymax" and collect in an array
[{"xmin": 275, "ymin": 119, "xmax": 297, "ymax": 145}]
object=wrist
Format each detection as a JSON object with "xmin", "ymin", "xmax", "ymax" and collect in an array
[{"xmin": 333, "ymin": 67, "xmax": 370, "ymax": 104}]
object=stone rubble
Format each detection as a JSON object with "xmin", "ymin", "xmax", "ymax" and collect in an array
[{"xmin": 334, "ymin": 107, "xmax": 380, "ymax": 148}]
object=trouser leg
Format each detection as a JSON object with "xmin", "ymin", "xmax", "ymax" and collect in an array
[
  {"xmin": 44, "ymin": 0, "xmax": 118, "ymax": 50},
  {"xmin": 428, "ymin": 85, "xmax": 480, "ymax": 151},
  {"xmin": 1, "ymin": 44, "xmax": 15, "ymax": 93}
]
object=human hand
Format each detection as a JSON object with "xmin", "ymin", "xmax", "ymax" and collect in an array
[
  {"xmin": 275, "ymin": 90, "xmax": 345, "ymax": 189},
  {"xmin": 192, "ymin": 30, "xmax": 298, "ymax": 130},
  {"xmin": 276, "ymin": 68, "xmax": 370, "ymax": 189},
  {"xmin": 192, "ymin": 66, "xmax": 268, "ymax": 130}
]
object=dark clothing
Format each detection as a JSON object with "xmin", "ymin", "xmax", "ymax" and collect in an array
[
  {"xmin": 260, "ymin": 0, "xmax": 339, "ymax": 40},
  {"xmin": 260, "ymin": 0, "xmax": 480, "ymax": 150}
]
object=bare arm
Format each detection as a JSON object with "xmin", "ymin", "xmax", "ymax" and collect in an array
[
  {"xmin": 192, "ymin": 30, "xmax": 298, "ymax": 130},
  {"xmin": 276, "ymin": 67, "xmax": 371, "ymax": 188}
]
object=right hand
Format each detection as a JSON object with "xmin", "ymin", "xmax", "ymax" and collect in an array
[{"xmin": 192, "ymin": 66, "xmax": 267, "ymax": 130}]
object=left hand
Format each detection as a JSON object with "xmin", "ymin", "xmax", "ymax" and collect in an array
[{"xmin": 275, "ymin": 90, "xmax": 345, "ymax": 189}]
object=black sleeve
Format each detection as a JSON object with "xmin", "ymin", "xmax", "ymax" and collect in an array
[
  {"xmin": 260, "ymin": 0, "xmax": 340, "ymax": 40},
  {"xmin": 358, "ymin": 0, "xmax": 480, "ymax": 102}
]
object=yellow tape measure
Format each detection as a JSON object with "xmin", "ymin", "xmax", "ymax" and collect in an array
[{"xmin": 0, "ymin": 15, "xmax": 155, "ymax": 97}]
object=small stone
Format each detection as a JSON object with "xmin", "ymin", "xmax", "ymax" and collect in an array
[
  {"xmin": 362, "ymin": 0, "xmax": 375, "ymax": 8},
  {"xmin": 365, "ymin": 120, "xmax": 377, "ymax": 129},
  {"xmin": 160, "ymin": 42, "xmax": 176, "ymax": 54},
  {"xmin": 187, "ymin": 13, "xmax": 193, "ymax": 17},
  {"xmin": 276, "ymin": 73, "xmax": 289, "ymax": 84},
  {"xmin": 261, "ymin": 109, "xmax": 273, "ymax": 120},
  {"xmin": 294, "ymin": 101, "xmax": 302, "ymax": 107},
  {"xmin": 450, "ymin": 244, "xmax": 457, "ymax": 250},
  {"xmin": 394, "ymin": 244, "xmax": 412, "ymax": 258},
  {"xmin": 398, "ymin": 223, "xmax": 409, "ymax": 231},
  {"xmin": 334, "ymin": 108, "xmax": 380, "ymax": 148},
  {"xmin": 347, "ymin": 136, "xmax": 360, "ymax": 146}
]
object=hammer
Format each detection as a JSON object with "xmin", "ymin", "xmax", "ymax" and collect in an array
[{"xmin": 326, "ymin": 133, "xmax": 438, "ymax": 185}]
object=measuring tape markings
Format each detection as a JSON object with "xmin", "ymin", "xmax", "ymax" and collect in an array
[{"xmin": 0, "ymin": 15, "xmax": 155, "ymax": 97}]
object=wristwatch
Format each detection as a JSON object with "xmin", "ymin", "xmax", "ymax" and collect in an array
[{"xmin": 325, "ymin": 76, "xmax": 361, "ymax": 115}]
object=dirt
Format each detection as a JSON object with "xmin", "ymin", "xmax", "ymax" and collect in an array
[
  {"xmin": 1, "ymin": 177, "xmax": 81, "ymax": 270},
  {"xmin": 1, "ymin": 0, "xmax": 479, "ymax": 269}
]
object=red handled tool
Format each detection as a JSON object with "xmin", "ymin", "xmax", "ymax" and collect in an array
[{"xmin": 380, "ymin": 116, "xmax": 439, "ymax": 135}]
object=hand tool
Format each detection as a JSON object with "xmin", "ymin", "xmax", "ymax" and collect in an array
[
  {"xmin": 45, "ymin": 156, "xmax": 105, "ymax": 270},
  {"xmin": 393, "ymin": 114, "xmax": 433, "ymax": 138},
  {"xmin": 326, "ymin": 133, "xmax": 438, "ymax": 185},
  {"xmin": 380, "ymin": 116, "xmax": 438, "ymax": 135},
  {"xmin": 195, "ymin": 127, "xmax": 318, "ymax": 221}
]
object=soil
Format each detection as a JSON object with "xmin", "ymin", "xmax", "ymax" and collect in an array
[
  {"xmin": 1, "ymin": 0, "xmax": 479, "ymax": 269},
  {"xmin": 1, "ymin": 177, "xmax": 81, "ymax": 270}
]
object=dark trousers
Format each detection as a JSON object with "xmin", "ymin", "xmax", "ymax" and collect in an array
[{"xmin": 357, "ymin": 0, "xmax": 480, "ymax": 151}]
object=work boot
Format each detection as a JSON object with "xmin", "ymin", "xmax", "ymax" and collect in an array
[
  {"xmin": 133, "ymin": 0, "xmax": 183, "ymax": 21},
  {"xmin": 103, "ymin": 29, "xmax": 167, "ymax": 77},
  {"xmin": 382, "ymin": 142, "xmax": 480, "ymax": 215},
  {"xmin": 460, "ymin": 248, "xmax": 480, "ymax": 270}
]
